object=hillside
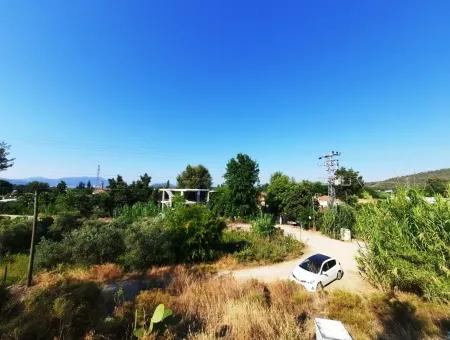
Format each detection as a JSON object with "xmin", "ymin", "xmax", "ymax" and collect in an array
[
  {"xmin": 0, "ymin": 176, "xmax": 107, "ymax": 188},
  {"xmin": 368, "ymin": 168, "xmax": 450, "ymax": 190}
]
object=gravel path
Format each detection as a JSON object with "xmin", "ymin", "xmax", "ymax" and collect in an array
[{"xmin": 221, "ymin": 225, "xmax": 373, "ymax": 293}]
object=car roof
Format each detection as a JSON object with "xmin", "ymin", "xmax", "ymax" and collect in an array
[{"xmin": 305, "ymin": 253, "xmax": 331, "ymax": 267}]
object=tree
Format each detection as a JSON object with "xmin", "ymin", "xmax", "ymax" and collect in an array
[
  {"xmin": 266, "ymin": 172, "xmax": 327, "ymax": 224},
  {"xmin": 266, "ymin": 172, "xmax": 292, "ymax": 217},
  {"xmin": 224, "ymin": 153, "xmax": 259, "ymax": 217},
  {"xmin": 56, "ymin": 181, "xmax": 67, "ymax": 194},
  {"xmin": 424, "ymin": 178, "xmax": 448, "ymax": 196},
  {"xmin": 335, "ymin": 167, "xmax": 364, "ymax": 202},
  {"xmin": 0, "ymin": 142, "xmax": 14, "ymax": 172},
  {"xmin": 129, "ymin": 173, "xmax": 153, "ymax": 203},
  {"xmin": 177, "ymin": 164, "xmax": 212, "ymax": 189},
  {"xmin": 108, "ymin": 175, "xmax": 130, "ymax": 209},
  {"xmin": 0, "ymin": 179, "xmax": 13, "ymax": 195}
]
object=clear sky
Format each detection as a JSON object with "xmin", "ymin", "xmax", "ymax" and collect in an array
[{"xmin": 1, "ymin": 1, "xmax": 449, "ymax": 185}]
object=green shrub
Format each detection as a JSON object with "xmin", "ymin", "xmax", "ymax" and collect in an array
[
  {"xmin": 222, "ymin": 230, "xmax": 303, "ymax": 264},
  {"xmin": 114, "ymin": 202, "xmax": 160, "ymax": 220},
  {"xmin": 48, "ymin": 212, "xmax": 82, "ymax": 241},
  {"xmin": 356, "ymin": 189, "xmax": 450, "ymax": 301},
  {"xmin": 164, "ymin": 205, "xmax": 226, "ymax": 262},
  {"xmin": 121, "ymin": 217, "xmax": 175, "ymax": 270},
  {"xmin": 36, "ymin": 220, "xmax": 126, "ymax": 268},
  {"xmin": 251, "ymin": 214, "xmax": 275, "ymax": 237},
  {"xmin": 321, "ymin": 204, "xmax": 356, "ymax": 239},
  {"xmin": 0, "ymin": 218, "xmax": 31, "ymax": 255},
  {"xmin": 0, "ymin": 216, "xmax": 54, "ymax": 256}
]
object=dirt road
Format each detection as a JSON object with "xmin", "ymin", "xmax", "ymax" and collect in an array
[{"xmin": 221, "ymin": 225, "xmax": 373, "ymax": 293}]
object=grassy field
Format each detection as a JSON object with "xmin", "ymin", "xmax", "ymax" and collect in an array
[
  {"xmin": 0, "ymin": 253, "xmax": 28, "ymax": 285},
  {"xmin": 1, "ymin": 265, "xmax": 449, "ymax": 339}
]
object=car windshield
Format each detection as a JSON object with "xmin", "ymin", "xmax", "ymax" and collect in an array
[
  {"xmin": 299, "ymin": 259, "xmax": 321, "ymax": 274},
  {"xmin": 298, "ymin": 254, "xmax": 330, "ymax": 274}
]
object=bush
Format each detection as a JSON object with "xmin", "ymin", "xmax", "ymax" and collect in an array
[
  {"xmin": 356, "ymin": 189, "xmax": 450, "ymax": 301},
  {"xmin": 251, "ymin": 214, "xmax": 275, "ymax": 237},
  {"xmin": 0, "ymin": 218, "xmax": 31, "ymax": 255},
  {"xmin": 48, "ymin": 212, "xmax": 82, "ymax": 241},
  {"xmin": 121, "ymin": 217, "xmax": 175, "ymax": 270},
  {"xmin": 0, "ymin": 216, "xmax": 54, "ymax": 256},
  {"xmin": 222, "ymin": 230, "xmax": 303, "ymax": 264},
  {"xmin": 114, "ymin": 201, "xmax": 160, "ymax": 220},
  {"xmin": 321, "ymin": 204, "xmax": 356, "ymax": 239},
  {"xmin": 36, "ymin": 220, "xmax": 126, "ymax": 269},
  {"xmin": 165, "ymin": 205, "xmax": 226, "ymax": 262}
]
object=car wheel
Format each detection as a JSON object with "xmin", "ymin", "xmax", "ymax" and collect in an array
[
  {"xmin": 316, "ymin": 282, "xmax": 323, "ymax": 291},
  {"xmin": 337, "ymin": 270, "xmax": 343, "ymax": 280}
]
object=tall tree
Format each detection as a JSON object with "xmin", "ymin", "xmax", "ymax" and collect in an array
[
  {"xmin": 335, "ymin": 167, "xmax": 364, "ymax": 202},
  {"xmin": 224, "ymin": 153, "xmax": 259, "ymax": 217},
  {"xmin": 0, "ymin": 179, "xmax": 13, "ymax": 195},
  {"xmin": 425, "ymin": 178, "xmax": 448, "ymax": 196},
  {"xmin": 129, "ymin": 173, "xmax": 153, "ymax": 203},
  {"xmin": 56, "ymin": 180, "xmax": 67, "ymax": 193},
  {"xmin": 177, "ymin": 165, "xmax": 212, "ymax": 189},
  {"xmin": 0, "ymin": 141, "xmax": 14, "ymax": 171}
]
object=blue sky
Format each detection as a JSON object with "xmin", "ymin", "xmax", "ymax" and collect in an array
[{"xmin": 1, "ymin": 1, "xmax": 449, "ymax": 185}]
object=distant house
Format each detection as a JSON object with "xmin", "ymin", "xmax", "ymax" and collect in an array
[
  {"xmin": 317, "ymin": 195, "xmax": 343, "ymax": 210},
  {"xmin": 92, "ymin": 187, "xmax": 107, "ymax": 195}
]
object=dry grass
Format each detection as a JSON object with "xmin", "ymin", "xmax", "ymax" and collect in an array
[
  {"xmin": 3, "ymin": 266, "xmax": 449, "ymax": 339},
  {"xmin": 89, "ymin": 263, "xmax": 124, "ymax": 282}
]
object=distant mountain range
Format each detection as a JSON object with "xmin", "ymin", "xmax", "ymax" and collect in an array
[
  {"xmin": 0, "ymin": 177, "xmax": 174, "ymax": 189},
  {"xmin": 368, "ymin": 168, "xmax": 450, "ymax": 190},
  {"xmin": 0, "ymin": 177, "xmax": 107, "ymax": 188}
]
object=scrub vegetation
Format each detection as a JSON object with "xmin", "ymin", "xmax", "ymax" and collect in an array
[
  {"xmin": 0, "ymin": 267, "xmax": 448, "ymax": 339},
  {"xmin": 356, "ymin": 188, "xmax": 450, "ymax": 302},
  {"xmin": 1, "ymin": 145, "xmax": 449, "ymax": 338}
]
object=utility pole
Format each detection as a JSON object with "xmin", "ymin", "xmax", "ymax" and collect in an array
[
  {"xmin": 319, "ymin": 151, "xmax": 341, "ymax": 208},
  {"xmin": 26, "ymin": 190, "xmax": 38, "ymax": 287}
]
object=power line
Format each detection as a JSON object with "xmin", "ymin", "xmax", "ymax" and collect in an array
[{"xmin": 318, "ymin": 151, "xmax": 341, "ymax": 207}]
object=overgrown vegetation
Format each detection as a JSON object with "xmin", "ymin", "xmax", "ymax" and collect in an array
[
  {"xmin": 222, "ymin": 229, "xmax": 303, "ymax": 264},
  {"xmin": 321, "ymin": 204, "xmax": 356, "ymax": 239},
  {"xmin": 356, "ymin": 188, "xmax": 450, "ymax": 302},
  {"xmin": 1, "ymin": 268, "xmax": 448, "ymax": 339}
]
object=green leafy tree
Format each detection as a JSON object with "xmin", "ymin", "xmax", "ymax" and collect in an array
[
  {"xmin": 177, "ymin": 165, "xmax": 212, "ymax": 189},
  {"xmin": 266, "ymin": 172, "xmax": 292, "ymax": 217},
  {"xmin": 0, "ymin": 179, "xmax": 13, "ymax": 195},
  {"xmin": 108, "ymin": 175, "xmax": 131, "ymax": 208},
  {"xmin": 424, "ymin": 178, "xmax": 448, "ymax": 196},
  {"xmin": 266, "ymin": 172, "xmax": 326, "ymax": 224},
  {"xmin": 0, "ymin": 141, "xmax": 14, "ymax": 171},
  {"xmin": 335, "ymin": 167, "xmax": 364, "ymax": 202},
  {"xmin": 129, "ymin": 173, "xmax": 154, "ymax": 203},
  {"xmin": 224, "ymin": 153, "xmax": 259, "ymax": 217},
  {"xmin": 56, "ymin": 181, "xmax": 67, "ymax": 194}
]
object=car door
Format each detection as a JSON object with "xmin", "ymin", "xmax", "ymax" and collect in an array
[
  {"xmin": 323, "ymin": 259, "xmax": 338, "ymax": 285},
  {"xmin": 320, "ymin": 261, "xmax": 331, "ymax": 285},
  {"xmin": 321, "ymin": 260, "xmax": 337, "ymax": 285}
]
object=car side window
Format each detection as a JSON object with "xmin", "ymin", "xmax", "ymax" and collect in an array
[
  {"xmin": 321, "ymin": 261, "xmax": 330, "ymax": 273},
  {"xmin": 326, "ymin": 260, "xmax": 336, "ymax": 271}
]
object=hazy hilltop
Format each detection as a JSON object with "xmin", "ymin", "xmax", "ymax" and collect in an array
[
  {"xmin": 368, "ymin": 168, "xmax": 450, "ymax": 190},
  {"xmin": 0, "ymin": 176, "xmax": 105, "ymax": 188}
]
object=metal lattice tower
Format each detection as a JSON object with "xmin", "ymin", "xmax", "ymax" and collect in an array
[{"xmin": 319, "ymin": 151, "xmax": 341, "ymax": 206}]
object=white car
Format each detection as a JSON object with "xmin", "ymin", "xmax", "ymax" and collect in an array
[{"xmin": 290, "ymin": 253, "xmax": 343, "ymax": 292}]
